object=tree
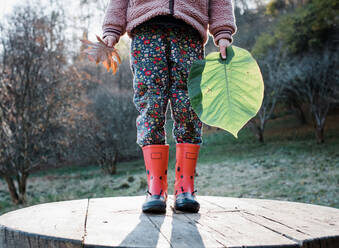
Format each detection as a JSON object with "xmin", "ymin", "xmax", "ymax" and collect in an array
[
  {"xmin": 283, "ymin": 48, "xmax": 339, "ymax": 143},
  {"xmin": 253, "ymin": 0, "xmax": 338, "ymax": 57},
  {"xmin": 0, "ymin": 4, "xmax": 72, "ymax": 204},
  {"xmin": 249, "ymin": 42, "xmax": 288, "ymax": 143},
  {"xmin": 250, "ymin": 0, "xmax": 339, "ymax": 141},
  {"xmin": 66, "ymin": 36, "xmax": 136, "ymax": 168},
  {"xmin": 265, "ymin": 0, "xmax": 307, "ymax": 17},
  {"xmin": 86, "ymin": 88, "xmax": 139, "ymax": 175}
]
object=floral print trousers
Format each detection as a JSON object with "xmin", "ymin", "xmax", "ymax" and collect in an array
[{"xmin": 130, "ymin": 23, "xmax": 204, "ymax": 147}]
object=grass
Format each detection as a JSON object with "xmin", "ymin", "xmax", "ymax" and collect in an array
[{"xmin": 0, "ymin": 113, "xmax": 338, "ymax": 215}]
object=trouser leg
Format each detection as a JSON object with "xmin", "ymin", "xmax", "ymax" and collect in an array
[
  {"xmin": 130, "ymin": 24, "xmax": 170, "ymax": 147},
  {"xmin": 167, "ymin": 26, "xmax": 205, "ymax": 145}
]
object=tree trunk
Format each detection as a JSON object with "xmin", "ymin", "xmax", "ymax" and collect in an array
[
  {"xmin": 109, "ymin": 151, "xmax": 118, "ymax": 175},
  {"xmin": 17, "ymin": 194, "xmax": 27, "ymax": 204},
  {"xmin": 17, "ymin": 172, "xmax": 28, "ymax": 204},
  {"xmin": 258, "ymin": 128, "xmax": 264, "ymax": 143},
  {"xmin": 315, "ymin": 125, "xmax": 325, "ymax": 144},
  {"xmin": 109, "ymin": 161, "xmax": 117, "ymax": 175},
  {"xmin": 294, "ymin": 105, "xmax": 307, "ymax": 125},
  {"xmin": 257, "ymin": 120, "xmax": 265, "ymax": 143},
  {"xmin": 288, "ymin": 99, "xmax": 307, "ymax": 125},
  {"xmin": 3, "ymin": 175, "xmax": 20, "ymax": 205},
  {"xmin": 248, "ymin": 119, "xmax": 265, "ymax": 143},
  {"xmin": 98, "ymin": 150, "xmax": 117, "ymax": 175}
]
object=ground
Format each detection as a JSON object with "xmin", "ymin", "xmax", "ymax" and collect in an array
[{"xmin": 0, "ymin": 112, "xmax": 338, "ymax": 215}]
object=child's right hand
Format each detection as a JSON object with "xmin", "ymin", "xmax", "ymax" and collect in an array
[
  {"xmin": 103, "ymin": 36, "xmax": 118, "ymax": 48},
  {"xmin": 218, "ymin": 39, "xmax": 231, "ymax": 59}
]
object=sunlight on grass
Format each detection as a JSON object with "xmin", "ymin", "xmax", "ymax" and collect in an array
[{"xmin": 0, "ymin": 114, "xmax": 338, "ymax": 215}]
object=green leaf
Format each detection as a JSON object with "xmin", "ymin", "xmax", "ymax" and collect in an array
[{"xmin": 188, "ymin": 45, "xmax": 264, "ymax": 138}]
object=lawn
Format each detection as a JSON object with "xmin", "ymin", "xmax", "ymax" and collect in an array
[{"xmin": 0, "ymin": 113, "xmax": 338, "ymax": 215}]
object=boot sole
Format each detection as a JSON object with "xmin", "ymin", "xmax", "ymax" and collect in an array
[
  {"xmin": 142, "ymin": 201, "xmax": 166, "ymax": 214},
  {"xmin": 174, "ymin": 201, "xmax": 200, "ymax": 213}
]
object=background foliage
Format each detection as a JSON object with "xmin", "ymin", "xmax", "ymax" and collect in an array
[{"xmin": 0, "ymin": 0, "xmax": 338, "ymax": 214}]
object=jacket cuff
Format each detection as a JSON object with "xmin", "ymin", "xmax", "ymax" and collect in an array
[
  {"xmin": 102, "ymin": 24, "xmax": 122, "ymax": 42},
  {"xmin": 210, "ymin": 25, "xmax": 236, "ymax": 46},
  {"xmin": 214, "ymin": 31, "xmax": 233, "ymax": 46},
  {"xmin": 212, "ymin": 28, "xmax": 233, "ymax": 46}
]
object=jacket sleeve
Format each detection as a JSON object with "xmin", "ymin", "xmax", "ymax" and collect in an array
[
  {"xmin": 208, "ymin": 0, "xmax": 237, "ymax": 46},
  {"xmin": 102, "ymin": 0, "xmax": 128, "ymax": 43}
]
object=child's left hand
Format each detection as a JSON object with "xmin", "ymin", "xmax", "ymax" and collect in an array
[{"xmin": 219, "ymin": 39, "xmax": 231, "ymax": 59}]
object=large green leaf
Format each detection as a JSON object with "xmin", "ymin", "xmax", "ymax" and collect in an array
[{"xmin": 188, "ymin": 45, "xmax": 264, "ymax": 138}]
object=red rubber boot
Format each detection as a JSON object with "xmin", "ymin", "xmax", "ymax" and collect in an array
[
  {"xmin": 142, "ymin": 144, "xmax": 169, "ymax": 213},
  {"xmin": 174, "ymin": 143, "xmax": 200, "ymax": 213}
]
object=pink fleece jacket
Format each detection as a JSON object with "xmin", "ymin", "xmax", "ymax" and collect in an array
[{"xmin": 102, "ymin": 0, "xmax": 237, "ymax": 46}]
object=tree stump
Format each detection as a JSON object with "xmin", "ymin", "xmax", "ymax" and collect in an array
[{"xmin": 0, "ymin": 195, "xmax": 338, "ymax": 247}]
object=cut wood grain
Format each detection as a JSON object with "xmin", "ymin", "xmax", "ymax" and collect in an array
[
  {"xmin": 0, "ymin": 198, "xmax": 88, "ymax": 248},
  {"xmin": 0, "ymin": 196, "xmax": 338, "ymax": 247}
]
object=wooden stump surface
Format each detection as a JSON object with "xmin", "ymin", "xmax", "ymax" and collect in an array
[{"xmin": 0, "ymin": 195, "xmax": 338, "ymax": 247}]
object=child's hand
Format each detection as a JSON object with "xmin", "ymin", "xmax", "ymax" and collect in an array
[
  {"xmin": 219, "ymin": 39, "xmax": 231, "ymax": 59},
  {"xmin": 103, "ymin": 35, "xmax": 118, "ymax": 48}
]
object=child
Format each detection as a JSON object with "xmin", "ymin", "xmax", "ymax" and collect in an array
[{"xmin": 102, "ymin": 0, "xmax": 237, "ymax": 214}]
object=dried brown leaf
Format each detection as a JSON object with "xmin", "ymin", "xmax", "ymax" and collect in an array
[{"xmin": 80, "ymin": 35, "xmax": 122, "ymax": 75}]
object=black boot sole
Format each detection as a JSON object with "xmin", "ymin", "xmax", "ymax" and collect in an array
[
  {"xmin": 174, "ymin": 201, "xmax": 200, "ymax": 213},
  {"xmin": 142, "ymin": 200, "xmax": 166, "ymax": 214}
]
